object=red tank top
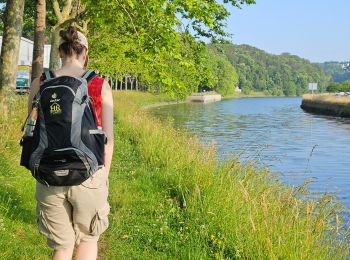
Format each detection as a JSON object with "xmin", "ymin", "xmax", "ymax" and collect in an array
[{"xmin": 88, "ymin": 76, "xmax": 104, "ymax": 127}]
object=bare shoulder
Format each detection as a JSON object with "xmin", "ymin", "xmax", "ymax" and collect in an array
[{"xmin": 101, "ymin": 78, "xmax": 112, "ymax": 96}]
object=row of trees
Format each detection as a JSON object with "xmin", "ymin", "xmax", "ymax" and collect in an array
[
  {"xmin": 0, "ymin": 0, "xmax": 254, "ymax": 97},
  {"xmin": 209, "ymin": 44, "xmax": 332, "ymax": 96},
  {"xmin": 2, "ymin": 1, "xmax": 333, "ymax": 98}
]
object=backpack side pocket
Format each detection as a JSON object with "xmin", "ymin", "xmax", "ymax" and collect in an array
[{"xmin": 20, "ymin": 136, "xmax": 35, "ymax": 169}]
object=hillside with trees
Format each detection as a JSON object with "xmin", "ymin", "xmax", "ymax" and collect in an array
[
  {"xmin": 209, "ymin": 44, "xmax": 331, "ymax": 96},
  {"xmin": 317, "ymin": 61, "xmax": 350, "ymax": 83}
]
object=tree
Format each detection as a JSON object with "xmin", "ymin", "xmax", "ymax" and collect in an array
[
  {"xmin": 0, "ymin": 0, "xmax": 25, "ymax": 90},
  {"xmin": 1, "ymin": 0, "xmax": 36, "ymax": 39},
  {"xmin": 215, "ymin": 55, "xmax": 238, "ymax": 95},
  {"xmin": 196, "ymin": 46, "xmax": 219, "ymax": 89},
  {"xmin": 49, "ymin": 0, "xmax": 86, "ymax": 70},
  {"xmin": 31, "ymin": 0, "xmax": 46, "ymax": 81},
  {"xmin": 21, "ymin": 0, "xmax": 36, "ymax": 40}
]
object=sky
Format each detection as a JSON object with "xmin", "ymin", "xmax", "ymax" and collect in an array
[{"xmin": 225, "ymin": 0, "xmax": 350, "ymax": 63}]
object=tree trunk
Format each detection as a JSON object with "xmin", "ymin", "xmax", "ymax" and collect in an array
[
  {"xmin": 49, "ymin": 28, "xmax": 61, "ymax": 70},
  {"xmin": 125, "ymin": 76, "xmax": 129, "ymax": 90},
  {"xmin": 114, "ymin": 73, "xmax": 118, "ymax": 90},
  {"xmin": 0, "ymin": 0, "xmax": 25, "ymax": 90},
  {"xmin": 135, "ymin": 76, "xmax": 138, "ymax": 91},
  {"xmin": 130, "ymin": 77, "xmax": 134, "ymax": 90},
  {"xmin": 31, "ymin": 0, "xmax": 46, "ymax": 81}
]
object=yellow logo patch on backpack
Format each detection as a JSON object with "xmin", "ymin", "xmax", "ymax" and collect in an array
[{"xmin": 50, "ymin": 103, "xmax": 61, "ymax": 115}]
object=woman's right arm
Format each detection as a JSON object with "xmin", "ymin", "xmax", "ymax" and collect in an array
[
  {"xmin": 101, "ymin": 80, "xmax": 114, "ymax": 176},
  {"xmin": 27, "ymin": 77, "xmax": 40, "ymax": 114}
]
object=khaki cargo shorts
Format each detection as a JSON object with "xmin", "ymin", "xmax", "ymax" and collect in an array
[{"xmin": 35, "ymin": 168, "xmax": 110, "ymax": 250}]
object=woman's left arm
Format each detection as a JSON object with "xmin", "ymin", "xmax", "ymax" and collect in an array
[{"xmin": 101, "ymin": 80, "xmax": 114, "ymax": 176}]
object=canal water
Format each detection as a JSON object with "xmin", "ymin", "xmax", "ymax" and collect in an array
[{"xmin": 151, "ymin": 97, "xmax": 350, "ymax": 216}]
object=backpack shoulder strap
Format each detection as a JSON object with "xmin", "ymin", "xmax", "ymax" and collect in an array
[
  {"xmin": 42, "ymin": 70, "xmax": 56, "ymax": 81},
  {"xmin": 82, "ymin": 70, "xmax": 98, "ymax": 83}
]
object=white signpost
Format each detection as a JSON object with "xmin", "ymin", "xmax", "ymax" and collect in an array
[{"xmin": 308, "ymin": 83, "xmax": 318, "ymax": 94}]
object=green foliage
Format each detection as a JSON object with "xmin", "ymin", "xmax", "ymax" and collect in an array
[
  {"xmin": 327, "ymin": 80, "xmax": 350, "ymax": 92},
  {"xmin": 195, "ymin": 46, "xmax": 219, "ymax": 88},
  {"xmin": 83, "ymin": 0, "xmax": 254, "ymax": 97},
  {"xmin": 7, "ymin": 0, "xmax": 250, "ymax": 96},
  {"xmin": 209, "ymin": 44, "xmax": 331, "ymax": 96},
  {"xmin": 0, "ymin": 0, "xmax": 36, "ymax": 40},
  {"xmin": 214, "ymin": 54, "xmax": 238, "ymax": 95}
]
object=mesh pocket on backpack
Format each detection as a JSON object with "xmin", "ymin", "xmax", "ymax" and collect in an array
[{"xmin": 88, "ymin": 129, "xmax": 105, "ymax": 166}]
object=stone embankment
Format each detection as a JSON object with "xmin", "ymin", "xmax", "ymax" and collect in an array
[
  {"xmin": 301, "ymin": 93, "xmax": 350, "ymax": 118},
  {"xmin": 186, "ymin": 93, "xmax": 221, "ymax": 103}
]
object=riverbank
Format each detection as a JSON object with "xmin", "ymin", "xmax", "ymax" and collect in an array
[
  {"xmin": 301, "ymin": 93, "xmax": 350, "ymax": 118},
  {"xmin": 0, "ymin": 91, "xmax": 349, "ymax": 259}
]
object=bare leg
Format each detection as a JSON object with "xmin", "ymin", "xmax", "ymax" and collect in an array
[
  {"xmin": 52, "ymin": 247, "xmax": 74, "ymax": 260},
  {"xmin": 75, "ymin": 241, "xmax": 98, "ymax": 260}
]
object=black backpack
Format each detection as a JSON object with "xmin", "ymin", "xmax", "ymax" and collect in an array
[{"xmin": 20, "ymin": 70, "xmax": 105, "ymax": 186}]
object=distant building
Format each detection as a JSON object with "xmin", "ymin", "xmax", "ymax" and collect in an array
[
  {"xmin": 0, "ymin": 36, "xmax": 51, "ymax": 91},
  {"xmin": 0, "ymin": 36, "xmax": 51, "ymax": 68}
]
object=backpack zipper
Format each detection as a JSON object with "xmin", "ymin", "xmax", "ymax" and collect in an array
[
  {"xmin": 40, "ymin": 85, "xmax": 75, "ymax": 96},
  {"xmin": 54, "ymin": 147, "xmax": 92, "ymax": 173}
]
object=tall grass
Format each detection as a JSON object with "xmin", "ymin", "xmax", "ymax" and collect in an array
[
  {"xmin": 0, "ymin": 91, "xmax": 50, "ymax": 259},
  {"xmin": 107, "ymin": 91, "xmax": 349, "ymax": 259},
  {"xmin": 303, "ymin": 93, "xmax": 350, "ymax": 105},
  {"xmin": 0, "ymin": 90, "xmax": 348, "ymax": 259}
]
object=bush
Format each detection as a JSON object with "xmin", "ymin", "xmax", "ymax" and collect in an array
[{"xmin": 327, "ymin": 80, "xmax": 350, "ymax": 92}]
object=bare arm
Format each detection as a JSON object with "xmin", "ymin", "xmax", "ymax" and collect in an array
[
  {"xmin": 27, "ymin": 78, "xmax": 40, "ymax": 114},
  {"xmin": 101, "ymin": 79, "xmax": 114, "ymax": 175}
]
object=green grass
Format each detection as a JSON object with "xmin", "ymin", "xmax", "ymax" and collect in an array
[
  {"xmin": 0, "ymin": 93, "xmax": 50, "ymax": 259},
  {"xmin": 303, "ymin": 93, "xmax": 350, "ymax": 104},
  {"xmin": 0, "ymin": 90, "xmax": 349, "ymax": 259},
  {"xmin": 116, "ymin": 90, "xmax": 181, "ymax": 108}
]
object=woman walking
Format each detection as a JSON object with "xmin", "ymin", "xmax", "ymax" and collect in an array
[{"xmin": 27, "ymin": 26, "xmax": 114, "ymax": 260}]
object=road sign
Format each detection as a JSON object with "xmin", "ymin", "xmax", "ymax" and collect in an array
[
  {"xmin": 16, "ymin": 65, "xmax": 31, "ymax": 93},
  {"xmin": 308, "ymin": 83, "xmax": 318, "ymax": 91}
]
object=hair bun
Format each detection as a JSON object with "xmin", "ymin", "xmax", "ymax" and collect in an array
[{"xmin": 59, "ymin": 26, "xmax": 79, "ymax": 43}]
